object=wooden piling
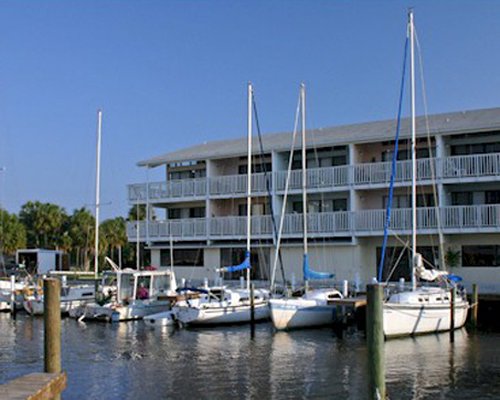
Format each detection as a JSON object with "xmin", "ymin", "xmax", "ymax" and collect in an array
[
  {"xmin": 44, "ymin": 278, "xmax": 61, "ymax": 400},
  {"xmin": 450, "ymin": 286, "xmax": 456, "ymax": 343},
  {"xmin": 250, "ymin": 283, "xmax": 255, "ymax": 326},
  {"xmin": 471, "ymin": 284, "xmax": 478, "ymax": 328},
  {"xmin": 367, "ymin": 284, "xmax": 385, "ymax": 400},
  {"xmin": 10, "ymin": 275, "xmax": 16, "ymax": 316}
]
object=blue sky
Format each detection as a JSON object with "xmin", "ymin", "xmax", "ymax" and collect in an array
[{"xmin": 0, "ymin": 1, "xmax": 498, "ymax": 220}]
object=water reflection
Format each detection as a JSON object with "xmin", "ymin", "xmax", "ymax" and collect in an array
[
  {"xmin": 385, "ymin": 329, "xmax": 469, "ymax": 399},
  {"xmin": 1, "ymin": 315, "xmax": 499, "ymax": 400}
]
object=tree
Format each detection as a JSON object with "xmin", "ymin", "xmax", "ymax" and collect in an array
[
  {"xmin": 100, "ymin": 217, "xmax": 128, "ymax": 267},
  {"xmin": 68, "ymin": 207, "xmax": 95, "ymax": 271},
  {"xmin": 0, "ymin": 208, "xmax": 27, "ymax": 255},
  {"xmin": 127, "ymin": 204, "xmax": 149, "ymax": 221},
  {"xmin": 19, "ymin": 201, "xmax": 68, "ymax": 249}
]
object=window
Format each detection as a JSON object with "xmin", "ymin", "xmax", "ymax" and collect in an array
[
  {"xmin": 292, "ymin": 199, "xmax": 347, "ymax": 213},
  {"xmin": 189, "ymin": 207, "xmax": 205, "ymax": 218},
  {"xmin": 451, "ymin": 192, "xmax": 473, "ymax": 206},
  {"xmin": 462, "ymin": 245, "xmax": 500, "ymax": 267},
  {"xmin": 485, "ymin": 191, "xmax": 500, "ymax": 204},
  {"xmin": 160, "ymin": 249, "xmax": 204, "ymax": 267},
  {"xmin": 376, "ymin": 246, "xmax": 440, "ymax": 281},
  {"xmin": 451, "ymin": 142, "xmax": 500, "ymax": 156},
  {"xmin": 168, "ymin": 208, "xmax": 182, "ymax": 219}
]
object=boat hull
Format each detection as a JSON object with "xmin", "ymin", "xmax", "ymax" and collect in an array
[
  {"xmin": 175, "ymin": 300, "xmax": 270, "ymax": 326},
  {"xmin": 383, "ymin": 301, "xmax": 469, "ymax": 337},
  {"xmin": 269, "ymin": 298, "xmax": 339, "ymax": 330},
  {"xmin": 75, "ymin": 300, "xmax": 171, "ymax": 322}
]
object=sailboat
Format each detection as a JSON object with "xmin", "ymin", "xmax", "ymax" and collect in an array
[
  {"xmin": 269, "ymin": 84, "xmax": 344, "ymax": 330},
  {"xmin": 381, "ymin": 10, "xmax": 468, "ymax": 337},
  {"xmin": 174, "ymin": 83, "xmax": 270, "ymax": 326}
]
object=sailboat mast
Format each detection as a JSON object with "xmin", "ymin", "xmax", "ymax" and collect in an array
[
  {"xmin": 409, "ymin": 10, "xmax": 417, "ymax": 290},
  {"xmin": 246, "ymin": 82, "xmax": 253, "ymax": 291},
  {"xmin": 301, "ymin": 84, "xmax": 308, "ymax": 259},
  {"xmin": 94, "ymin": 109, "xmax": 102, "ymax": 280}
]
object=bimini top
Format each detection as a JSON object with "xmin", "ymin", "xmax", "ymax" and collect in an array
[{"xmin": 138, "ymin": 107, "xmax": 500, "ymax": 168}]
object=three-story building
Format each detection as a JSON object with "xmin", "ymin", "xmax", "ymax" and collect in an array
[{"xmin": 127, "ymin": 107, "xmax": 500, "ymax": 293}]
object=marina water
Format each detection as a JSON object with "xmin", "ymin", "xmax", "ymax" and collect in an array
[{"xmin": 1, "ymin": 313, "xmax": 499, "ymax": 399}]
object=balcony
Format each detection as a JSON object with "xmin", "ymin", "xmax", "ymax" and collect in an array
[
  {"xmin": 209, "ymin": 172, "xmax": 271, "ymax": 197},
  {"xmin": 275, "ymin": 166, "xmax": 349, "ymax": 192},
  {"xmin": 128, "ymin": 178, "xmax": 207, "ymax": 203},
  {"xmin": 127, "ymin": 204, "xmax": 500, "ymax": 242},
  {"xmin": 128, "ymin": 153, "xmax": 500, "ymax": 203}
]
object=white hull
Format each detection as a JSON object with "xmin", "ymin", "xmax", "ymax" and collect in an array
[
  {"xmin": 23, "ymin": 297, "xmax": 95, "ymax": 315},
  {"xmin": 383, "ymin": 287, "xmax": 469, "ymax": 337},
  {"xmin": 269, "ymin": 298, "xmax": 339, "ymax": 330},
  {"xmin": 175, "ymin": 300, "xmax": 269, "ymax": 326},
  {"xmin": 75, "ymin": 300, "xmax": 171, "ymax": 322},
  {"xmin": 23, "ymin": 285, "xmax": 96, "ymax": 316},
  {"xmin": 144, "ymin": 310, "xmax": 177, "ymax": 327},
  {"xmin": 383, "ymin": 301, "xmax": 468, "ymax": 337}
]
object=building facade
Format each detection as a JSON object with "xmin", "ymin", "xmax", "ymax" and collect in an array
[{"xmin": 126, "ymin": 108, "xmax": 500, "ymax": 294}]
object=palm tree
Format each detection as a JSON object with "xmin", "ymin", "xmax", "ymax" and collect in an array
[
  {"xmin": 0, "ymin": 208, "xmax": 27, "ymax": 255},
  {"xmin": 68, "ymin": 207, "xmax": 95, "ymax": 271},
  {"xmin": 100, "ymin": 217, "xmax": 128, "ymax": 268},
  {"xmin": 19, "ymin": 201, "xmax": 67, "ymax": 248}
]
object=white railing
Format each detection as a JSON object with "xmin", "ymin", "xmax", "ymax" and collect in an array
[
  {"xmin": 128, "ymin": 153, "xmax": 500, "ymax": 202},
  {"xmin": 441, "ymin": 152, "xmax": 500, "ymax": 179},
  {"xmin": 275, "ymin": 166, "xmax": 350, "ymax": 191},
  {"xmin": 128, "ymin": 205, "xmax": 500, "ymax": 241},
  {"xmin": 353, "ymin": 158, "xmax": 435, "ymax": 186},
  {"xmin": 128, "ymin": 183, "xmax": 147, "ymax": 202},
  {"xmin": 209, "ymin": 173, "xmax": 270, "ymax": 196}
]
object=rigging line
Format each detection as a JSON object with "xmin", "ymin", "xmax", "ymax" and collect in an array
[
  {"xmin": 377, "ymin": 34, "xmax": 410, "ymax": 282},
  {"xmin": 384, "ymin": 240, "xmax": 410, "ymax": 283},
  {"xmin": 270, "ymin": 91, "xmax": 301, "ymax": 292},
  {"xmin": 252, "ymin": 95, "xmax": 286, "ymax": 285},
  {"xmin": 414, "ymin": 27, "xmax": 446, "ymax": 270}
]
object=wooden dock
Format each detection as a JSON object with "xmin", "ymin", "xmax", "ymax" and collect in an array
[
  {"xmin": 327, "ymin": 296, "xmax": 367, "ymax": 309},
  {"xmin": 0, "ymin": 372, "xmax": 66, "ymax": 400}
]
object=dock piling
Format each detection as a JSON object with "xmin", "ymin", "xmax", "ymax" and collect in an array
[
  {"xmin": 44, "ymin": 278, "xmax": 61, "ymax": 400},
  {"xmin": 450, "ymin": 286, "xmax": 456, "ymax": 343},
  {"xmin": 367, "ymin": 284, "xmax": 385, "ymax": 399},
  {"xmin": 250, "ymin": 283, "xmax": 255, "ymax": 326},
  {"xmin": 471, "ymin": 283, "xmax": 478, "ymax": 328},
  {"xmin": 10, "ymin": 274, "xmax": 16, "ymax": 317}
]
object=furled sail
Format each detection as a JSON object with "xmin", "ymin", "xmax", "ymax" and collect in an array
[
  {"xmin": 303, "ymin": 254, "xmax": 335, "ymax": 280},
  {"xmin": 220, "ymin": 251, "xmax": 251, "ymax": 273}
]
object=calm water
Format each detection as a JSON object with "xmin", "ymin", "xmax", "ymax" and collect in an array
[{"xmin": 1, "ymin": 313, "xmax": 499, "ymax": 399}]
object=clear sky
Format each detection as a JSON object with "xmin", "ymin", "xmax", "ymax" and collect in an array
[{"xmin": 0, "ymin": 0, "xmax": 498, "ymax": 221}]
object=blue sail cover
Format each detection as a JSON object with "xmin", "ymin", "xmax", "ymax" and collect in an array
[
  {"xmin": 447, "ymin": 274, "xmax": 463, "ymax": 283},
  {"xmin": 220, "ymin": 251, "xmax": 251, "ymax": 273},
  {"xmin": 303, "ymin": 254, "xmax": 335, "ymax": 281}
]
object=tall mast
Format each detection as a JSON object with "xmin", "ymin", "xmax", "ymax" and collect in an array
[
  {"xmin": 94, "ymin": 109, "xmax": 102, "ymax": 280},
  {"xmin": 246, "ymin": 82, "xmax": 253, "ymax": 291},
  {"xmin": 409, "ymin": 10, "xmax": 417, "ymax": 290},
  {"xmin": 301, "ymin": 84, "xmax": 308, "ymax": 261}
]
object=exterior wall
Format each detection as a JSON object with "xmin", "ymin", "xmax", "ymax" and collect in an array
[
  {"xmin": 130, "ymin": 114, "xmax": 500, "ymax": 293},
  {"xmin": 446, "ymin": 234, "xmax": 500, "ymax": 294}
]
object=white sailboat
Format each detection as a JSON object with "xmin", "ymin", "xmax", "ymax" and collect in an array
[
  {"xmin": 269, "ymin": 84, "xmax": 343, "ymax": 331},
  {"xmin": 174, "ymin": 83, "xmax": 270, "ymax": 326},
  {"xmin": 381, "ymin": 10, "xmax": 468, "ymax": 338}
]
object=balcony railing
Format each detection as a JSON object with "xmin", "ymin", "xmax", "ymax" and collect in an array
[
  {"xmin": 209, "ymin": 173, "xmax": 270, "ymax": 196},
  {"xmin": 128, "ymin": 153, "xmax": 500, "ymax": 202},
  {"xmin": 127, "ymin": 204, "xmax": 500, "ymax": 241},
  {"xmin": 441, "ymin": 152, "xmax": 500, "ymax": 180}
]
